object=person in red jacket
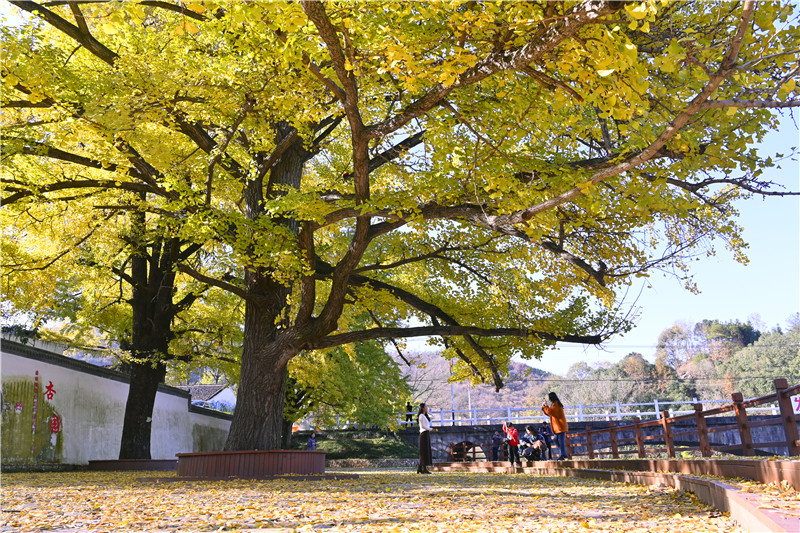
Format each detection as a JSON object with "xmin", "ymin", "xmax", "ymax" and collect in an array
[
  {"xmin": 502, "ymin": 421, "xmax": 521, "ymax": 467},
  {"xmin": 542, "ymin": 392, "xmax": 569, "ymax": 460}
]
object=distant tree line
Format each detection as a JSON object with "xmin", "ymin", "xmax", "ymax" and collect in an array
[{"xmin": 407, "ymin": 315, "xmax": 800, "ymax": 414}]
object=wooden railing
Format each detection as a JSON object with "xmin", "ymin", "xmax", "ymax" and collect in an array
[
  {"xmin": 446, "ymin": 379, "xmax": 799, "ymax": 462},
  {"xmin": 565, "ymin": 379, "xmax": 800, "ymax": 459},
  {"xmin": 394, "ymin": 392, "xmax": 789, "ymax": 429}
]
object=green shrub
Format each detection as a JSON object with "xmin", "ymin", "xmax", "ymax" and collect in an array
[{"xmin": 292, "ymin": 432, "xmax": 417, "ymax": 460}]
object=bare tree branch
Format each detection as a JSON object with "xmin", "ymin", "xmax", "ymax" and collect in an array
[{"xmin": 699, "ymin": 99, "xmax": 800, "ymax": 110}]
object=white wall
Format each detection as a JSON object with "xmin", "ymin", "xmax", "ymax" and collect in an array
[
  {"xmin": 1, "ymin": 337, "xmax": 231, "ymax": 465},
  {"xmin": 189, "ymin": 409, "xmax": 232, "ymax": 452}
]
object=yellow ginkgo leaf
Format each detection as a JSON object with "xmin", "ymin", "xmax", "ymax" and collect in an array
[{"xmin": 626, "ymin": 3, "xmax": 649, "ymax": 20}]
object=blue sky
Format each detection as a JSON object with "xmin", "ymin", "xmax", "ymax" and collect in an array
[{"xmin": 540, "ymin": 113, "xmax": 800, "ymax": 375}]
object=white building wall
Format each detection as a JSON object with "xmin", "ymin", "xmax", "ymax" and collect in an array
[
  {"xmin": 189, "ymin": 410, "xmax": 233, "ymax": 452},
  {"xmin": 1, "ymin": 337, "xmax": 231, "ymax": 465},
  {"xmin": 2, "ymin": 352, "xmax": 128, "ymax": 463}
]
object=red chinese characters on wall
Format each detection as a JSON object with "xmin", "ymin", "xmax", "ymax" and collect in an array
[
  {"xmin": 50, "ymin": 413, "xmax": 61, "ymax": 433},
  {"xmin": 44, "ymin": 381, "xmax": 56, "ymax": 400}
]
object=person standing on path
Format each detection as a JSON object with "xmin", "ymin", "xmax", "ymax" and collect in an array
[
  {"xmin": 307, "ymin": 432, "xmax": 316, "ymax": 450},
  {"xmin": 542, "ymin": 392, "xmax": 569, "ymax": 460},
  {"xmin": 405, "ymin": 401, "xmax": 414, "ymax": 424},
  {"xmin": 539, "ymin": 422, "xmax": 553, "ymax": 460},
  {"xmin": 417, "ymin": 402, "xmax": 433, "ymax": 474},
  {"xmin": 502, "ymin": 421, "xmax": 521, "ymax": 467},
  {"xmin": 491, "ymin": 431, "xmax": 504, "ymax": 461}
]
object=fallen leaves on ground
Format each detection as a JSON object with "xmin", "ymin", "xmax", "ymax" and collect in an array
[{"xmin": 1, "ymin": 469, "xmax": 744, "ymax": 532}]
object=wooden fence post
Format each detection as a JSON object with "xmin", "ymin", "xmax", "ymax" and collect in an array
[
  {"xmin": 732, "ymin": 392, "xmax": 754, "ymax": 456},
  {"xmin": 774, "ymin": 379, "xmax": 800, "ymax": 456},
  {"xmin": 566, "ymin": 433, "xmax": 572, "ymax": 459},
  {"xmin": 694, "ymin": 403, "xmax": 712, "ymax": 457},
  {"xmin": 634, "ymin": 416, "xmax": 645, "ymax": 458},
  {"xmin": 585, "ymin": 427, "xmax": 594, "ymax": 459},
  {"xmin": 660, "ymin": 410, "xmax": 675, "ymax": 458},
  {"xmin": 609, "ymin": 421, "xmax": 619, "ymax": 458}
]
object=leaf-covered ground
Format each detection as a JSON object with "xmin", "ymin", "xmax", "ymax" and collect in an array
[{"xmin": 1, "ymin": 469, "xmax": 743, "ymax": 532}]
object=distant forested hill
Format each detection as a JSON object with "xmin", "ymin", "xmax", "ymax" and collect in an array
[{"xmin": 400, "ymin": 316, "xmax": 800, "ymax": 417}]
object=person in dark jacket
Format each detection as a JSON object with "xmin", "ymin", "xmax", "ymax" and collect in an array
[
  {"xmin": 519, "ymin": 425, "xmax": 546, "ymax": 461},
  {"xmin": 491, "ymin": 431, "xmax": 504, "ymax": 461},
  {"xmin": 539, "ymin": 422, "xmax": 553, "ymax": 460}
]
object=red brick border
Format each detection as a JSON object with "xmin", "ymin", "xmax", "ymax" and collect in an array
[
  {"xmin": 176, "ymin": 450, "xmax": 327, "ymax": 478},
  {"xmin": 565, "ymin": 458, "xmax": 800, "ymax": 490},
  {"xmin": 88, "ymin": 459, "xmax": 177, "ymax": 471},
  {"xmin": 432, "ymin": 460, "xmax": 799, "ymax": 533}
]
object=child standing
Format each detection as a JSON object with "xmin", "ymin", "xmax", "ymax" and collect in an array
[{"xmin": 502, "ymin": 421, "xmax": 521, "ymax": 467}]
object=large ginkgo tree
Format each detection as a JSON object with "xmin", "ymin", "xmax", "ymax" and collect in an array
[{"xmin": 2, "ymin": 0, "xmax": 798, "ymax": 452}]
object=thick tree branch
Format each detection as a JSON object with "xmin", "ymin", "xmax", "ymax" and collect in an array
[
  {"xmin": 539, "ymin": 240, "xmax": 607, "ymax": 287},
  {"xmin": 3, "ymin": 139, "xmax": 141, "ymax": 177},
  {"xmin": 176, "ymin": 264, "xmax": 248, "ymax": 300},
  {"xmin": 519, "ymin": 65, "xmax": 584, "ymax": 102},
  {"xmin": 138, "ymin": 1, "xmax": 209, "ymax": 21},
  {"xmin": 478, "ymin": 0, "xmax": 758, "ymax": 228},
  {"xmin": 2, "ymin": 170, "xmax": 156, "ymax": 205},
  {"xmin": 10, "ymin": 0, "xmax": 118, "ymax": 66},
  {"xmin": 3, "ymin": 99, "xmax": 56, "ymax": 108},
  {"xmin": 364, "ymin": 0, "xmax": 624, "ymax": 139},
  {"xmin": 260, "ymin": 128, "xmax": 300, "ymax": 187},
  {"xmin": 66, "ymin": 1, "xmax": 89, "ymax": 34},
  {"xmin": 296, "ymin": 221, "xmax": 316, "ymax": 326},
  {"xmin": 319, "ymin": 263, "xmax": 538, "ymax": 390},
  {"xmin": 301, "ymin": 1, "xmax": 360, "ymax": 116},
  {"xmin": 367, "ymin": 130, "xmax": 425, "ymax": 174},
  {"xmin": 432, "ymin": 317, "xmax": 504, "ymax": 391},
  {"xmin": 207, "ymin": 95, "xmax": 254, "ymax": 205}
]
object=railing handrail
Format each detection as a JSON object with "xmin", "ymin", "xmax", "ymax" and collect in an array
[
  {"xmin": 441, "ymin": 378, "xmax": 799, "ymax": 462},
  {"xmin": 393, "ymin": 395, "xmax": 785, "ymax": 427},
  {"xmin": 557, "ymin": 378, "xmax": 799, "ymax": 460}
]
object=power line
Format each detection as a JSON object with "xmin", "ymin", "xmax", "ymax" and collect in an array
[
  {"xmin": 409, "ymin": 375, "xmax": 799, "ymax": 384},
  {"xmin": 557, "ymin": 343, "xmax": 800, "ymax": 350},
  {"xmin": 524, "ymin": 376, "xmax": 799, "ymax": 383}
]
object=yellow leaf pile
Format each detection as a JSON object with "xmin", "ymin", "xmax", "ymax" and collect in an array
[{"xmin": 1, "ymin": 470, "xmax": 743, "ymax": 532}]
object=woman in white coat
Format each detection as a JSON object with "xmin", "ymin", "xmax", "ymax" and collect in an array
[{"xmin": 417, "ymin": 403, "xmax": 433, "ymax": 474}]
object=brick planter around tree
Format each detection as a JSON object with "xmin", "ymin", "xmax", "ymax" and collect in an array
[{"xmin": 175, "ymin": 450, "xmax": 326, "ymax": 479}]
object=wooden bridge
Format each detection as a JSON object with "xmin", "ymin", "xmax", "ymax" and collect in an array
[{"xmin": 397, "ymin": 378, "xmax": 800, "ymax": 461}]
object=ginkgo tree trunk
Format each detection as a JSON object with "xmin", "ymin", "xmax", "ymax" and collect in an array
[{"xmin": 2, "ymin": 0, "xmax": 798, "ymax": 453}]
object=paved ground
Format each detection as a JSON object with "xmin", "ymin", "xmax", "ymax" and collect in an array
[{"xmin": 1, "ymin": 469, "xmax": 743, "ymax": 532}]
